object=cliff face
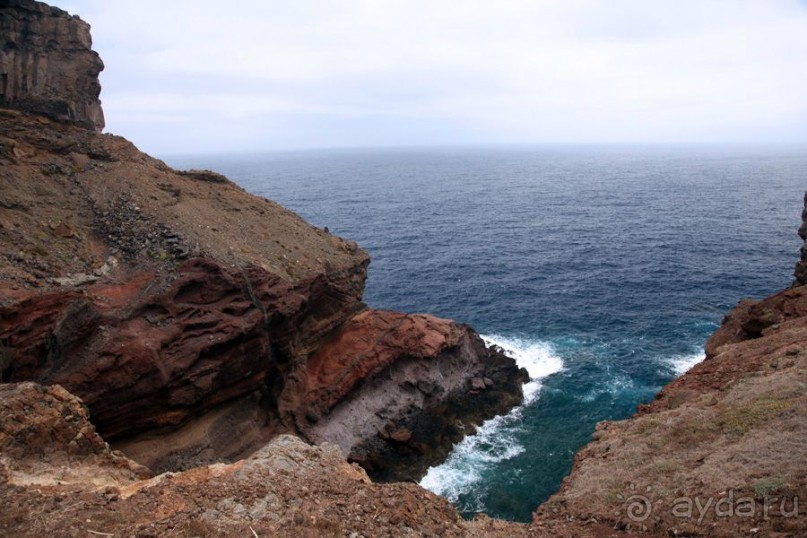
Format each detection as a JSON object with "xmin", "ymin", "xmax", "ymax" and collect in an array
[
  {"xmin": 0, "ymin": 383, "xmax": 538, "ymax": 537},
  {"xmin": 534, "ymin": 192, "xmax": 807, "ymax": 537},
  {"xmin": 0, "ymin": 0, "xmax": 104, "ymax": 130},
  {"xmin": 0, "ymin": 0, "xmax": 525, "ymax": 483},
  {"xmin": 796, "ymin": 192, "xmax": 807, "ymax": 285},
  {"xmin": 4, "ymin": 2, "xmax": 805, "ymax": 537}
]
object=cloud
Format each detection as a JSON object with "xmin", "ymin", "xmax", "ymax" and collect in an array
[{"xmin": 60, "ymin": 0, "xmax": 807, "ymax": 154}]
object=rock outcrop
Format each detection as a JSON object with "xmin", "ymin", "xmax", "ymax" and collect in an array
[
  {"xmin": 0, "ymin": 382, "xmax": 150, "ymax": 488},
  {"xmin": 534, "ymin": 193, "xmax": 807, "ymax": 537},
  {"xmin": 293, "ymin": 310, "xmax": 528, "ymax": 481},
  {"xmin": 0, "ymin": 0, "xmax": 104, "ymax": 130},
  {"xmin": 0, "ymin": 381, "xmax": 594, "ymax": 537},
  {"xmin": 796, "ymin": 192, "xmax": 807, "ymax": 285},
  {"xmin": 0, "ymin": 0, "xmax": 526, "ymax": 484},
  {"xmin": 0, "ymin": 105, "xmax": 526, "ymax": 479},
  {"xmin": 5, "ymin": 2, "xmax": 805, "ymax": 537}
]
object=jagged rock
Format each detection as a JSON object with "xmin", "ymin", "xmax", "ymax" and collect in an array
[
  {"xmin": 0, "ymin": 382, "xmax": 149, "ymax": 487},
  {"xmin": 796, "ymin": 191, "xmax": 807, "ymax": 285},
  {"xmin": 0, "ymin": 257, "xmax": 367, "ymax": 445},
  {"xmin": 0, "ymin": 1, "xmax": 526, "ymax": 480},
  {"xmin": 294, "ymin": 309, "xmax": 527, "ymax": 482},
  {"xmin": 0, "ymin": 414, "xmax": 533, "ymax": 537},
  {"xmin": 0, "ymin": 0, "xmax": 104, "ymax": 130},
  {"xmin": 0, "ymin": 101, "xmax": 527, "ymax": 481}
]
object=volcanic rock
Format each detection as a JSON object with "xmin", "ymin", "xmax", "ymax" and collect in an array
[
  {"xmin": 292, "ymin": 309, "xmax": 528, "ymax": 481},
  {"xmin": 0, "ymin": 382, "xmax": 149, "ymax": 487},
  {"xmin": 0, "ymin": 382, "xmax": 539, "ymax": 537},
  {"xmin": 0, "ymin": 0, "xmax": 527, "ymax": 482},
  {"xmin": 796, "ymin": 191, "xmax": 807, "ymax": 285},
  {"xmin": 0, "ymin": 0, "xmax": 104, "ymax": 130}
]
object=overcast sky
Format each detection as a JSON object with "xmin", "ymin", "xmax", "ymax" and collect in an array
[{"xmin": 61, "ymin": 0, "xmax": 807, "ymax": 155}]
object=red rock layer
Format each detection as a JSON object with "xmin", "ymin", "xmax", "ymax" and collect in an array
[
  {"xmin": 0, "ymin": 0, "xmax": 528, "ymax": 484},
  {"xmin": 1, "ymin": 257, "xmax": 367, "ymax": 444},
  {"xmin": 289, "ymin": 309, "xmax": 527, "ymax": 482}
]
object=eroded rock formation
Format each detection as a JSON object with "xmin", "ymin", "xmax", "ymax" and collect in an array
[
  {"xmin": 796, "ymin": 192, "xmax": 807, "ymax": 285},
  {"xmin": 0, "ymin": 106, "xmax": 527, "ymax": 478},
  {"xmin": 0, "ymin": 382, "xmax": 150, "ymax": 487},
  {"xmin": 0, "ymin": 0, "xmax": 526, "ymax": 482},
  {"xmin": 0, "ymin": 0, "xmax": 104, "ymax": 130},
  {"xmin": 0, "ymin": 382, "xmax": 545, "ymax": 537},
  {"xmin": 294, "ymin": 310, "xmax": 528, "ymax": 481}
]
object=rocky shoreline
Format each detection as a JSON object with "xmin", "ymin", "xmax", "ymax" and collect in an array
[
  {"xmin": 1, "ymin": 1, "xmax": 806, "ymax": 537},
  {"xmin": 0, "ymin": 0, "xmax": 527, "ymax": 487}
]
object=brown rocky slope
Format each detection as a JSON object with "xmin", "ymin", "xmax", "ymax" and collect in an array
[
  {"xmin": 2, "ymin": 2, "xmax": 806, "ymax": 537},
  {"xmin": 0, "ymin": 0, "xmax": 527, "ymax": 483},
  {"xmin": 535, "ymin": 194, "xmax": 807, "ymax": 537}
]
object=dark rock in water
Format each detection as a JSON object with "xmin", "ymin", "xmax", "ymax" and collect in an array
[
  {"xmin": 795, "ymin": 191, "xmax": 807, "ymax": 285},
  {"xmin": 0, "ymin": 0, "xmax": 529, "ymax": 498},
  {"xmin": 0, "ymin": 0, "xmax": 105, "ymax": 130},
  {"xmin": 294, "ymin": 308, "xmax": 528, "ymax": 482}
]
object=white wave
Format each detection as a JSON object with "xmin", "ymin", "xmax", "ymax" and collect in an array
[
  {"xmin": 667, "ymin": 352, "xmax": 705, "ymax": 375},
  {"xmin": 481, "ymin": 334, "xmax": 564, "ymax": 402},
  {"xmin": 419, "ymin": 335, "xmax": 563, "ymax": 507}
]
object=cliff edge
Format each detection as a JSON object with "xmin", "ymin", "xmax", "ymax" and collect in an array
[
  {"xmin": 1, "ymin": 2, "xmax": 805, "ymax": 537},
  {"xmin": 0, "ymin": 0, "xmax": 526, "ymax": 484},
  {"xmin": 0, "ymin": 0, "xmax": 104, "ymax": 130},
  {"xmin": 535, "ymin": 194, "xmax": 807, "ymax": 537}
]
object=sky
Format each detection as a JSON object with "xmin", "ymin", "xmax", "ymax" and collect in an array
[{"xmin": 60, "ymin": 0, "xmax": 807, "ymax": 155}]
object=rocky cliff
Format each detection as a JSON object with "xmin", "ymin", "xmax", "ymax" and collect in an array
[
  {"xmin": 0, "ymin": 0, "xmax": 526, "ymax": 483},
  {"xmin": 795, "ymin": 192, "xmax": 807, "ymax": 286},
  {"xmin": 0, "ymin": 0, "xmax": 104, "ymax": 130},
  {"xmin": 534, "ymin": 192, "xmax": 807, "ymax": 537},
  {"xmin": 0, "ymin": 380, "xmax": 611, "ymax": 537},
  {"xmin": 2, "ymin": 2, "xmax": 806, "ymax": 537}
]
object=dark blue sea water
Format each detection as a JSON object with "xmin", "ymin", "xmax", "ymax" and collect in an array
[{"xmin": 166, "ymin": 145, "xmax": 807, "ymax": 522}]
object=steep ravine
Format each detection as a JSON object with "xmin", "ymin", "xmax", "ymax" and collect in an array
[{"xmin": 1, "ymin": 2, "xmax": 806, "ymax": 537}]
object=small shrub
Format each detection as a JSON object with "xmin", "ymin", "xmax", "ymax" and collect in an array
[{"xmin": 753, "ymin": 476, "xmax": 787, "ymax": 497}]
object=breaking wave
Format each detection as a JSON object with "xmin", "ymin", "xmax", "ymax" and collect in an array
[{"xmin": 419, "ymin": 335, "xmax": 563, "ymax": 507}]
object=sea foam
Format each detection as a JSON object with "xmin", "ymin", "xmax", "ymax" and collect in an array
[
  {"xmin": 667, "ymin": 352, "xmax": 705, "ymax": 375},
  {"xmin": 419, "ymin": 335, "xmax": 563, "ymax": 508}
]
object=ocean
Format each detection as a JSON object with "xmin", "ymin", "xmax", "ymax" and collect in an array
[{"xmin": 166, "ymin": 145, "xmax": 807, "ymax": 522}]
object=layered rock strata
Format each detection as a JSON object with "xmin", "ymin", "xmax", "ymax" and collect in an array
[
  {"xmin": 0, "ymin": 0, "xmax": 526, "ymax": 481},
  {"xmin": 0, "ymin": 0, "xmax": 104, "ymax": 130},
  {"xmin": 295, "ymin": 310, "xmax": 528, "ymax": 481},
  {"xmin": 0, "ymin": 106, "xmax": 526, "ymax": 478},
  {"xmin": 0, "ymin": 383, "xmax": 532, "ymax": 537}
]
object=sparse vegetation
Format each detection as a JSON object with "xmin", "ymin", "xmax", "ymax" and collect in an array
[
  {"xmin": 753, "ymin": 476, "xmax": 787, "ymax": 497},
  {"xmin": 717, "ymin": 398, "xmax": 793, "ymax": 435}
]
